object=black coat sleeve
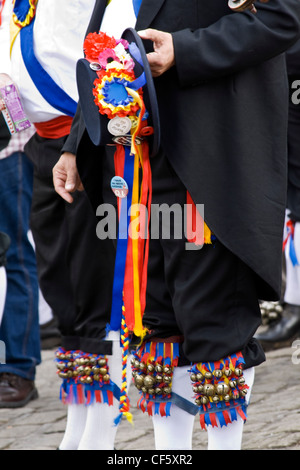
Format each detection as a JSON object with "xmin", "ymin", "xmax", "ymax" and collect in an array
[
  {"xmin": 172, "ymin": 0, "xmax": 300, "ymax": 87},
  {"xmin": 61, "ymin": 102, "xmax": 82, "ymax": 155}
]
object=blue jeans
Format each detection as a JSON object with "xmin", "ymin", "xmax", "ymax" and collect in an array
[{"xmin": 0, "ymin": 152, "xmax": 41, "ymax": 380}]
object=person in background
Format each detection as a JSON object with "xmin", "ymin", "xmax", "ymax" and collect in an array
[
  {"xmin": 256, "ymin": 39, "xmax": 300, "ymax": 350},
  {"xmin": 9, "ymin": 0, "xmax": 122, "ymax": 451},
  {"xmin": 0, "ymin": 0, "xmax": 41, "ymax": 407}
]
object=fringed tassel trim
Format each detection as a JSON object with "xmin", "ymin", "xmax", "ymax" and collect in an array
[
  {"xmin": 131, "ymin": 340, "xmax": 180, "ymax": 417},
  {"xmin": 55, "ymin": 348, "xmax": 116, "ymax": 406},
  {"xmin": 190, "ymin": 351, "xmax": 249, "ymax": 430}
]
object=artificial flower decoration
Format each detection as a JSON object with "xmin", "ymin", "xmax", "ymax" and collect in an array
[{"xmin": 84, "ymin": 32, "xmax": 117, "ymax": 62}]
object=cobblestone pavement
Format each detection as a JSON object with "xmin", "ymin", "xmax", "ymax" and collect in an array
[{"xmin": 0, "ymin": 343, "xmax": 299, "ymax": 451}]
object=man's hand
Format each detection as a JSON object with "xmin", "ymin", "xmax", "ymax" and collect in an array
[
  {"xmin": 137, "ymin": 29, "xmax": 175, "ymax": 78},
  {"xmin": 53, "ymin": 152, "xmax": 84, "ymax": 203}
]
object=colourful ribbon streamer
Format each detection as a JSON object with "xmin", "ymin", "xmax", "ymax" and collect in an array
[{"xmin": 283, "ymin": 219, "xmax": 299, "ymax": 267}]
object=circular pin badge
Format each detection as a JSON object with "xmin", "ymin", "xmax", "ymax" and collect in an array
[
  {"xmin": 111, "ymin": 176, "xmax": 129, "ymax": 199},
  {"xmin": 108, "ymin": 116, "xmax": 132, "ymax": 136},
  {"xmin": 90, "ymin": 62, "xmax": 102, "ymax": 71}
]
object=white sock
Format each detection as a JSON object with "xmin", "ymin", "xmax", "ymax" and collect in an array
[
  {"xmin": 284, "ymin": 221, "xmax": 300, "ymax": 305},
  {"xmin": 0, "ymin": 267, "xmax": 7, "ymax": 327},
  {"xmin": 27, "ymin": 230, "xmax": 53, "ymax": 326},
  {"xmin": 78, "ymin": 330, "xmax": 124, "ymax": 450},
  {"xmin": 207, "ymin": 367, "xmax": 255, "ymax": 450},
  {"xmin": 59, "ymin": 403, "xmax": 88, "ymax": 450},
  {"xmin": 152, "ymin": 365, "xmax": 195, "ymax": 450},
  {"xmin": 152, "ymin": 365, "xmax": 255, "ymax": 451},
  {"xmin": 38, "ymin": 288, "xmax": 53, "ymax": 325}
]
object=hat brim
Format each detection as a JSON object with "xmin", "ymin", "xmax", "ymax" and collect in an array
[{"xmin": 76, "ymin": 27, "xmax": 160, "ymax": 158}]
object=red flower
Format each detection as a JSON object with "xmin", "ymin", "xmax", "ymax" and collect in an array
[{"xmin": 84, "ymin": 32, "xmax": 117, "ymax": 62}]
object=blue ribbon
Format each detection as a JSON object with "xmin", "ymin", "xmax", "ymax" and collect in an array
[
  {"xmin": 110, "ymin": 147, "xmax": 135, "ymax": 331},
  {"xmin": 289, "ymin": 235, "xmax": 299, "ymax": 267},
  {"xmin": 20, "ymin": 17, "xmax": 77, "ymax": 117}
]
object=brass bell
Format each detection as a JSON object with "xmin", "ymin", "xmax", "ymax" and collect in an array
[
  {"xmin": 155, "ymin": 387, "xmax": 163, "ymax": 395},
  {"xmin": 216, "ymin": 383, "xmax": 230, "ymax": 396},
  {"xmin": 192, "ymin": 385, "xmax": 199, "ymax": 393},
  {"xmin": 66, "ymin": 370, "xmax": 73, "ymax": 378},
  {"xmin": 131, "ymin": 357, "xmax": 136, "ymax": 366},
  {"xmin": 99, "ymin": 367, "xmax": 107, "ymax": 376},
  {"xmin": 98, "ymin": 358, "xmax": 107, "ymax": 367},
  {"xmin": 134, "ymin": 360, "xmax": 140, "ymax": 369},
  {"xmin": 135, "ymin": 374, "xmax": 145, "ymax": 387},
  {"xmin": 163, "ymin": 375, "xmax": 172, "ymax": 384},
  {"xmin": 141, "ymin": 386, "xmax": 147, "ymax": 394},
  {"xmin": 85, "ymin": 376, "xmax": 93, "ymax": 384},
  {"xmin": 204, "ymin": 371, "xmax": 213, "ymax": 380},
  {"xmin": 103, "ymin": 374, "xmax": 110, "ymax": 382},
  {"xmin": 155, "ymin": 374, "xmax": 163, "ymax": 383},
  {"xmin": 139, "ymin": 362, "xmax": 146, "ymax": 371},
  {"xmin": 196, "ymin": 372, "xmax": 204, "ymax": 382},
  {"xmin": 58, "ymin": 372, "xmax": 68, "ymax": 379},
  {"xmin": 92, "ymin": 366, "xmax": 100, "ymax": 374},
  {"xmin": 190, "ymin": 373, "xmax": 197, "ymax": 383},
  {"xmin": 195, "ymin": 398, "xmax": 202, "ymax": 406},
  {"xmin": 155, "ymin": 364, "xmax": 163, "ymax": 373},
  {"xmin": 77, "ymin": 366, "xmax": 85, "ymax": 375},
  {"xmin": 67, "ymin": 362, "xmax": 73, "ymax": 368},
  {"xmin": 213, "ymin": 396, "xmax": 220, "ymax": 404},
  {"xmin": 57, "ymin": 362, "xmax": 65, "ymax": 370},
  {"xmin": 224, "ymin": 394, "xmax": 231, "ymax": 402},
  {"xmin": 240, "ymin": 388, "xmax": 248, "ymax": 397},
  {"xmin": 224, "ymin": 368, "xmax": 232, "ymax": 377},
  {"xmin": 163, "ymin": 365, "xmax": 172, "ymax": 374},
  {"xmin": 197, "ymin": 385, "xmax": 204, "ymax": 393},
  {"xmin": 72, "ymin": 370, "xmax": 79, "ymax": 377},
  {"xmin": 235, "ymin": 368, "xmax": 243, "ymax": 377},
  {"xmin": 163, "ymin": 386, "xmax": 171, "ymax": 395},
  {"xmin": 204, "ymin": 384, "xmax": 215, "ymax": 397},
  {"xmin": 201, "ymin": 396, "xmax": 209, "ymax": 405},
  {"xmin": 229, "ymin": 379, "xmax": 237, "ymax": 388},
  {"xmin": 148, "ymin": 388, "xmax": 155, "ymax": 395},
  {"xmin": 93, "ymin": 374, "xmax": 100, "ymax": 381},
  {"xmin": 147, "ymin": 364, "xmax": 155, "ymax": 373},
  {"xmin": 238, "ymin": 377, "xmax": 245, "ymax": 386},
  {"xmin": 84, "ymin": 367, "xmax": 91, "ymax": 375},
  {"xmin": 144, "ymin": 375, "xmax": 156, "ymax": 389},
  {"xmin": 214, "ymin": 369, "xmax": 223, "ymax": 379}
]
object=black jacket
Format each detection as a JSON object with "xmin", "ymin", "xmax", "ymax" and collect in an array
[
  {"xmin": 63, "ymin": 0, "xmax": 300, "ymax": 300},
  {"xmin": 286, "ymin": 39, "xmax": 300, "ymax": 221}
]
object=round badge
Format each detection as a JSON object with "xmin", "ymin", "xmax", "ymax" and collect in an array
[
  {"xmin": 90, "ymin": 62, "xmax": 102, "ymax": 71},
  {"xmin": 111, "ymin": 176, "xmax": 129, "ymax": 199},
  {"xmin": 107, "ymin": 116, "xmax": 132, "ymax": 136}
]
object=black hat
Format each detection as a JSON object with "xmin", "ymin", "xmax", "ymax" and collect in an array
[{"xmin": 76, "ymin": 27, "xmax": 160, "ymax": 158}]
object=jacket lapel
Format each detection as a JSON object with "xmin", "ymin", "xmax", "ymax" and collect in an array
[{"xmin": 135, "ymin": 0, "xmax": 166, "ymax": 30}]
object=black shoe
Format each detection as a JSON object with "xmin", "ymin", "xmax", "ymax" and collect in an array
[
  {"xmin": 40, "ymin": 317, "xmax": 61, "ymax": 349},
  {"xmin": 255, "ymin": 303, "xmax": 300, "ymax": 350}
]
